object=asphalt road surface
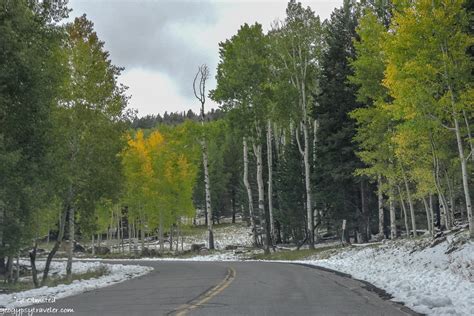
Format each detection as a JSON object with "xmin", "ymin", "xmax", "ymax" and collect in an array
[{"xmin": 33, "ymin": 261, "xmax": 416, "ymax": 316}]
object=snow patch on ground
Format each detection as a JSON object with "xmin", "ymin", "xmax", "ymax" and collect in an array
[
  {"xmin": 182, "ymin": 224, "xmax": 254, "ymax": 250},
  {"xmin": 303, "ymin": 234, "xmax": 473, "ymax": 316},
  {"xmin": 0, "ymin": 261, "xmax": 153, "ymax": 308}
]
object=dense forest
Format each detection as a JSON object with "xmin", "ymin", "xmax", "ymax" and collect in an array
[{"xmin": 0, "ymin": 0, "xmax": 472, "ymax": 288}]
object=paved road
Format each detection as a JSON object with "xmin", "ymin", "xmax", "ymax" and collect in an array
[{"xmin": 34, "ymin": 261, "xmax": 415, "ymax": 316}]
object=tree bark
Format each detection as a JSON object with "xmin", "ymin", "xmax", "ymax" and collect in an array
[
  {"xmin": 360, "ymin": 180, "xmax": 369, "ymax": 242},
  {"xmin": 91, "ymin": 234, "xmax": 95, "ymax": 256},
  {"xmin": 430, "ymin": 135, "xmax": 450, "ymax": 230},
  {"xmin": 201, "ymin": 138, "xmax": 214, "ymax": 249},
  {"xmin": 140, "ymin": 214, "xmax": 145, "ymax": 252},
  {"xmin": 231, "ymin": 196, "xmax": 236, "ymax": 224},
  {"xmin": 266, "ymin": 119, "xmax": 275, "ymax": 239},
  {"xmin": 429, "ymin": 194, "xmax": 435, "ymax": 233},
  {"xmin": 296, "ymin": 120, "xmax": 314, "ymax": 249},
  {"xmin": 378, "ymin": 175, "xmax": 384, "ymax": 238},
  {"xmin": 6, "ymin": 256, "xmax": 13, "ymax": 283},
  {"xmin": 401, "ymin": 166, "xmax": 417, "ymax": 237},
  {"xmin": 445, "ymin": 171, "xmax": 455, "ymax": 227},
  {"xmin": 66, "ymin": 206, "xmax": 74, "ymax": 281},
  {"xmin": 397, "ymin": 185, "xmax": 410, "ymax": 238},
  {"xmin": 243, "ymin": 137, "xmax": 258, "ymax": 247},
  {"xmin": 253, "ymin": 141, "xmax": 271, "ymax": 254},
  {"xmin": 159, "ymin": 211, "xmax": 164, "ymax": 253},
  {"xmin": 42, "ymin": 205, "xmax": 68, "ymax": 286},
  {"xmin": 128, "ymin": 217, "xmax": 132, "ymax": 254},
  {"xmin": 169, "ymin": 225, "xmax": 173, "ymax": 251},
  {"xmin": 389, "ymin": 181, "xmax": 397, "ymax": 239},
  {"xmin": 29, "ymin": 240, "xmax": 39, "ymax": 288},
  {"xmin": 453, "ymin": 115, "xmax": 473, "ymax": 237},
  {"xmin": 422, "ymin": 197, "xmax": 432, "ymax": 236},
  {"xmin": 440, "ymin": 43, "xmax": 473, "ymax": 236}
]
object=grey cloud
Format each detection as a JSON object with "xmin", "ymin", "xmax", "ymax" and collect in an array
[{"xmin": 69, "ymin": 0, "xmax": 218, "ymax": 98}]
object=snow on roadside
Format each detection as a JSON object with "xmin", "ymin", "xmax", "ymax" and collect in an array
[
  {"xmin": 0, "ymin": 261, "xmax": 153, "ymax": 308},
  {"xmin": 303, "ymin": 234, "xmax": 474, "ymax": 316}
]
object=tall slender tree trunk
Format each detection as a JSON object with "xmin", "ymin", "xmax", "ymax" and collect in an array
[
  {"xmin": 30, "ymin": 239, "xmax": 39, "ymax": 288},
  {"xmin": 429, "ymin": 194, "xmax": 435, "ymax": 233},
  {"xmin": 231, "ymin": 196, "xmax": 236, "ymax": 224},
  {"xmin": 462, "ymin": 109, "xmax": 474, "ymax": 165},
  {"xmin": 389, "ymin": 181, "xmax": 397, "ymax": 239},
  {"xmin": 378, "ymin": 175, "xmax": 384, "ymax": 238},
  {"xmin": 42, "ymin": 205, "xmax": 68, "ymax": 286},
  {"xmin": 422, "ymin": 197, "xmax": 432, "ymax": 236},
  {"xmin": 140, "ymin": 214, "xmax": 145, "ymax": 252},
  {"xmin": 201, "ymin": 138, "xmax": 214, "ymax": 249},
  {"xmin": 296, "ymin": 120, "xmax": 314, "ymax": 249},
  {"xmin": 431, "ymin": 135, "xmax": 450, "ymax": 230},
  {"xmin": 253, "ymin": 141, "xmax": 271, "ymax": 254},
  {"xmin": 169, "ymin": 225, "xmax": 173, "ymax": 251},
  {"xmin": 91, "ymin": 235, "xmax": 95, "ymax": 255},
  {"xmin": 243, "ymin": 137, "xmax": 258, "ymax": 247},
  {"xmin": 360, "ymin": 180, "xmax": 369, "ymax": 242},
  {"xmin": 128, "ymin": 219, "xmax": 132, "ymax": 254},
  {"xmin": 266, "ymin": 119, "xmax": 275, "ymax": 239},
  {"xmin": 159, "ymin": 212, "xmax": 164, "ymax": 253},
  {"xmin": 441, "ymin": 44, "xmax": 473, "ymax": 236},
  {"xmin": 445, "ymin": 172, "xmax": 456, "ymax": 226},
  {"xmin": 303, "ymin": 121, "xmax": 314, "ymax": 247},
  {"xmin": 397, "ymin": 185, "xmax": 410, "ymax": 238},
  {"xmin": 401, "ymin": 166, "xmax": 417, "ymax": 237},
  {"xmin": 66, "ymin": 207, "xmax": 75, "ymax": 281},
  {"xmin": 6, "ymin": 256, "xmax": 12, "ymax": 283},
  {"xmin": 15, "ymin": 254, "xmax": 19, "ymax": 283},
  {"xmin": 453, "ymin": 115, "xmax": 473, "ymax": 237}
]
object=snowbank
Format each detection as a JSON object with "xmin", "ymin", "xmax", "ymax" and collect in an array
[
  {"xmin": 303, "ymin": 234, "xmax": 473, "ymax": 316},
  {"xmin": 183, "ymin": 224, "xmax": 254, "ymax": 250},
  {"xmin": 0, "ymin": 261, "xmax": 153, "ymax": 308}
]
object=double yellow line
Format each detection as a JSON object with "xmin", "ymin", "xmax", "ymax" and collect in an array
[{"xmin": 173, "ymin": 267, "xmax": 236, "ymax": 316}]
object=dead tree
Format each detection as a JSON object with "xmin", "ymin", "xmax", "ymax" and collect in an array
[{"xmin": 193, "ymin": 64, "xmax": 214, "ymax": 250}]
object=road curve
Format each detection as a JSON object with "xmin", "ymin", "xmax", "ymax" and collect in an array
[{"xmin": 34, "ymin": 261, "xmax": 416, "ymax": 316}]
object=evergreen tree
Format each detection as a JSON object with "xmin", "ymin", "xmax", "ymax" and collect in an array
[{"xmin": 314, "ymin": 0, "xmax": 371, "ymax": 241}]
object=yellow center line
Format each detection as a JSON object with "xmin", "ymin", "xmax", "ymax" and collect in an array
[{"xmin": 173, "ymin": 267, "xmax": 236, "ymax": 316}]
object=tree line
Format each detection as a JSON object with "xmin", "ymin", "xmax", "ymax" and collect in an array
[
  {"xmin": 206, "ymin": 0, "xmax": 473, "ymax": 253},
  {"xmin": 0, "ymin": 0, "xmax": 130, "ymax": 285}
]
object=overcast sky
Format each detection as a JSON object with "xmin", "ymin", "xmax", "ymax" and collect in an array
[{"xmin": 68, "ymin": 0, "xmax": 343, "ymax": 117}]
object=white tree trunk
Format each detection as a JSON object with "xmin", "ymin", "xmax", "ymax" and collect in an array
[
  {"xmin": 429, "ymin": 194, "xmax": 435, "ymax": 233},
  {"xmin": 453, "ymin": 115, "xmax": 473, "ymax": 238},
  {"xmin": 91, "ymin": 234, "xmax": 95, "ymax": 256},
  {"xmin": 128, "ymin": 218, "xmax": 132, "ymax": 254},
  {"xmin": 401, "ymin": 168, "xmax": 417, "ymax": 237},
  {"xmin": 266, "ymin": 120, "xmax": 275, "ymax": 239},
  {"xmin": 201, "ymin": 138, "xmax": 214, "ymax": 249},
  {"xmin": 296, "ymin": 120, "xmax": 314, "ymax": 248},
  {"xmin": 378, "ymin": 175, "xmax": 384, "ymax": 238},
  {"xmin": 159, "ymin": 212, "xmax": 164, "ymax": 253},
  {"xmin": 243, "ymin": 138, "xmax": 258, "ymax": 247},
  {"xmin": 422, "ymin": 197, "xmax": 432, "ymax": 236},
  {"xmin": 253, "ymin": 141, "xmax": 270, "ymax": 254},
  {"xmin": 397, "ymin": 186, "xmax": 410, "ymax": 238},
  {"xmin": 389, "ymin": 183, "xmax": 397, "ymax": 239},
  {"xmin": 140, "ymin": 214, "xmax": 145, "ymax": 252}
]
